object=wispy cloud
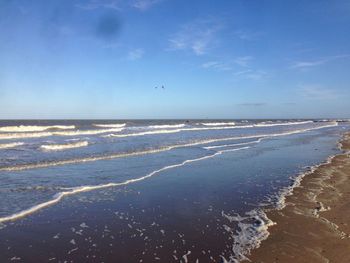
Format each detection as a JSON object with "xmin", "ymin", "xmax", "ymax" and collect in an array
[
  {"xmin": 127, "ymin": 48, "xmax": 144, "ymax": 60},
  {"xmin": 201, "ymin": 61, "xmax": 232, "ymax": 71},
  {"xmin": 77, "ymin": 0, "xmax": 161, "ymax": 11},
  {"xmin": 234, "ymin": 69, "xmax": 267, "ymax": 80},
  {"xmin": 168, "ymin": 18, "xmax": 222, "ymax": 56},
  {"xmin": 200, "ymin": 57, "xmax": 265, "ymax": 79},
  {"xmin": 291, "ymin": 54, "xmax": 349, "ymax": 69},
  {"xmin": 132, "ymin": 0, "xmax": 162, "ymax": 11},
  {"xmin": 234, "ymin": 56, "xmax": 254, "ymax": 67},
  {"xmin": 76, "ymin": 0, "xmax": 122, "ymax": 11},
  {"xmin": 235, "ymin": 30, "xmax": 264, "ymax": 41},
  {"xmin": 299, "ymin": 84, "xmax": 338, "ymax": 100}
]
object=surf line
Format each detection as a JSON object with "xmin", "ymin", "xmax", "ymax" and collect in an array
[
  {"xmin": 0, "ymin": 146, "xmax": 251, "ymax": 224},
  {"xmin": 0, "ymin": 123, "xmax": 338, "ymax": 172}
]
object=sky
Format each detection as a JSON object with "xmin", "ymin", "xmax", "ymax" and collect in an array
[{"xmin": 0, "ymin": 0, "xmax": 350, "ymax": 119}]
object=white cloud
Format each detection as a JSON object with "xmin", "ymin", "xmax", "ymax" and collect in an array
[
  {"xmin": 299, "ymin": 84, "xmax": 338, "ymax": 100},
  {"xmin": 127, "ymin": 48, "xmax": 144, "ymax": 60},
  {"xmin": 291, "ymin": 54, "xmax": 349, "ymax": 69},
  {"xmin": 168, "ymin": 19, "xmax": 222, "ymax": 56}
]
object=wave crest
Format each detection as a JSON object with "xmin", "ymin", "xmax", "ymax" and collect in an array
[
  {"xmin": 201, "ymin": 122, "xmax": 236, "ymax": 126},
  {"xmin": 40, "ymin": 141, "xmax": 89, "ymax": 151},
  {"xmin": 0, "ymin": 142, "xmax": 24, "ymax": 149},
  {"xmin": 148, "ymin": 124, "xmax": 185, "ymax": 129},
  {"xmin": 93, "ymin": 123, "xmax": 126, "ymax": 128},
  {"xmin": 0, "ymin": 125, "xmax": 75, "ymax": 132},
  {"xmin": 0, "ymin": 127, "xmax": 124, "ymax": 140}
]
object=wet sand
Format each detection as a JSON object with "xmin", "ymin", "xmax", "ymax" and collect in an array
[{"xmin": 247, "ymin": 132, "xmax": 350, "ymax": 263}]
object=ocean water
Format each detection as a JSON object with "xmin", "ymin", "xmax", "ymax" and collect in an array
[{"xmin": 0, "ymin": 119, "xmax": 348, "ymax": 262}]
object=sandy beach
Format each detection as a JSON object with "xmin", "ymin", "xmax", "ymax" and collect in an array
[{"xmin": 247, "ymin": 132, "xmax": 350, "ymax": 262}]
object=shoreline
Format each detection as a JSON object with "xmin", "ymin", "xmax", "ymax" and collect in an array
[{"xmin": 245, "ymin": 132, "xmax": 350, "ymax": 262}]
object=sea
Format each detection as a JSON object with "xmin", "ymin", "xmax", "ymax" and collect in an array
[{"xmin": 0, "ymin": 119, "xmax": 348, "ymax": 262}]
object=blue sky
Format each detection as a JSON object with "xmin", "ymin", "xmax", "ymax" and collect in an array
[{"xmin": 0, "ymin": 0, "xmax": 349, "ymax": 119}]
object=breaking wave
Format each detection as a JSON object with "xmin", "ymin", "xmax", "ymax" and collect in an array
[
  {"xmin": 40, "ymin": 141, "xmax": 89, "ymax": 151},
  {"xmin": 105, "ymin": 125, "xmax": 254, "ymax": 138},
  {"xmin": 0, "ymin": 127, "xmax": 124, "ymax": 140},
  {"xmin": 54, "ymin": 127, "xmax": 124, "ymax": 136},
  {"xmin": 203, "ymin": 139, "xmax": 263, "ymax": 150},
  {"xmin": 106, "ymin": 121, "xmax": 320, "ymax": 138},
  {"xmin": 0, "ymin": 142, "xmax": 24, "ymax": 149},
  {"xmin": 201, "ymin": 122, "xmax": 236, "ymax": 126},
  {"xmin": 148, "ymin": 124, "xmax": 186, "ymax": 129},
  {"xmin": 255, "ymin": 120, "xmax": 313, "ymax": 127},
  {"xmin": 0, "ymin": 122, "xmax": 338, "ymax": 172},
  {"xmin": 93, "ymin": 123, "xmax": 126, "ymax": 128},
  {"xmin": 0, "ymin": 125, "xmax": 75, "ymax": 132}
]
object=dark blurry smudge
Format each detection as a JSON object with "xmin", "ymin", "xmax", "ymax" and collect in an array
[{"xmin": 95, "ymin": 14, "xmax": 121, "ymax": 41}]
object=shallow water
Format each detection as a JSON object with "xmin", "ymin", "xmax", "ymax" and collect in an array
[{"xmin": 0, "ymin": 119, "xmax": 347, "ymax": 262}]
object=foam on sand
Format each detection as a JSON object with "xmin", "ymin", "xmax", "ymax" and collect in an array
[
  {"xmin": 0, "ymin": 122, "xmax": 338, "ymax": 172},
  {"xmin": 0, "ymin": 146, "xmax": 251, "ymax": 224},
  {"xmin": 221, "ymin": 209, "xmax": 275, "ymax": 262},
  {"xmin": 0, "ymin": 142, "xmax": 24, "ymax": 149},
  {"xmin": 0, "ymin": 125, "xmax": 75, "ymax": 132},
  {"xmin": 40, "ymin": 141, "xmax": 89, "ymax": 151},
  {"xmin": 92, "ymin": 123, "xmax": 126, "ymax": 128},
  {"xmin": 274, "ymin": 154, "xmax": 336, "ymax": 210}
]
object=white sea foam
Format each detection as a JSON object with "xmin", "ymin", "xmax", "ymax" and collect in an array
[
  {"xmin": 203, "ymin": 139, "xmax": 263, "ymax": 150},
  {"xmin": 0, "ymin": 122, "xmax": 338, "ymax": 172},
  {"xmin": 106, "ymin": 129, "xmax": 183, "ymax": 137},
  {"xmin": 92, "ymin": 123, "xmax": 126, "ymax": 128},
  {"xmin": 254, "ymin": 120, "xmax": 313, "ymax": 127},
  {"xmin": 148, "ymin": 124, "xmax": 186, "ymax": 129},
  {"xmin": 274, "ymin": 154, "xmax": 336, "ymax": 210},
  {"xmin": 54, "ymin": 127, "xmax": 124, "ymax": 136},
  {"xmin": 0, "ymin": 146, "xmax": 250, "ymax": 224},
  {"xmin": 228, "ymin": 137, "xmax": 342, "ymax": 262},
  {"xmin": 221, "ymin": 209, "xmax": 275, "ymax": 262},
  {"xmin": 105, "ymin": 121, "xmax": 320, "ymax": 138},
  {"xmin": 0, "ymin": 132, "xmax": 54, "ymax": 140},
  {"xmin": 105, "ymin": 125, "xmax": 255, "ymax": 138},
  {"xmin": 40, "ymin": 141, "xmax": 89, "ymax": 151},
  {"xmin": 0, "ymin": 127, "xmax": 124, "ymax": 140},
  {"xmin": 0, "ymin": 142, "xmax": 24, "ymax": 149},
  {"xmin": 0, "ymin": 125, "xmax": 75, "ymax": 132},
  {"xmin": 201, "ymin": 122, "xmax": 236, "ymax": 126}
]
